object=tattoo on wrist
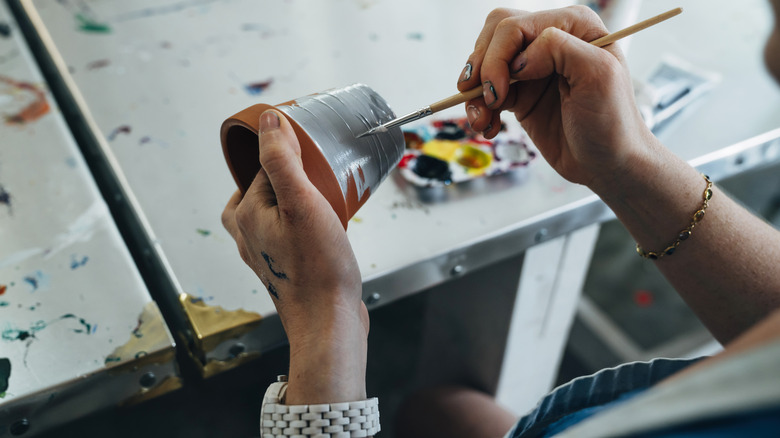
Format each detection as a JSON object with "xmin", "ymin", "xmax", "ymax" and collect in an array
[
  {"xmin": 261, "ymin": 251, "xmax": 289, "ymax": 279},
  {"xmin": 260, "ymin": 251, "xmax": 288, "ymax": 300},
  {"xmin": 267, "ymin": 282, "xmax": 280, "ymax": 300}
]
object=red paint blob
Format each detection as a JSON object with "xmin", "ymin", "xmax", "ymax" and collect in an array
[
  {"xmin": 0, "ymin": 75, "xmax": 50, "ymax": 124},
  {"xmin": 0, "ymin": 284, "xmax": 6, "ymax": 295},
  {"xmin": 403, "ymin": 132, "xmax": 423, "ymax": 150},
  {"xmin": 398, "ymin": 153, "xmax": 415, "ymax": 168},
  {"xmin": 634, "ymin": 289, "xmax": 654, "ymax": 308}
]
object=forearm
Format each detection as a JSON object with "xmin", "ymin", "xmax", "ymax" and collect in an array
[
  {"xmin": 593, "ymin": 137, "xmax": 780, "ymax": 344},
  {"xmin": 284, "ymin": 305, "xmax": 369, "ymax": 405}
]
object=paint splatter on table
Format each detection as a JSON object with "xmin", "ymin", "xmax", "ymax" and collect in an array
[{"xmin": 0, "ymin": 1, "xmax": 177, "ymax": 432}]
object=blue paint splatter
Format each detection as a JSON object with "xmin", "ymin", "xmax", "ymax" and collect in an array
[
  {"xmin": 23, "ymin": 271, "xmax": 48, "ymax": 291},
  {"xmin": 2, "ymin": 320, "xmax": 45, "ymax": 342},
  {"xmin": 107, "ymin": 125, "xmax": 131, "ymax": 141},
  {"xmin": 59, "ymin": 314, "xmax": 93, "ymax": 334},
  {"xmin": 0, "ymin": 22, "xmax": 11, "ymax": 39},
  {"xmin": 70, "ymin": 255, "xmax": 89, "ymax": 270},
  {"xmin": 406, "ymin": 32, "xmax": 424, "ymax": 40},
  {"xmin": 1, "ymin": 314, "xmax": 93, "ymax": 344},
  {"xmin": 244, "ymin": 79, "xmax": 273, "ymax": 96},
  {"xmin": 189, "ymin": 295, "xmax": 214, "ymax": 304},
  {"xmin": 23, "ymin": 276, "xmax": 38, "ymax": 290},
  {"xmin": 0, "ymin": 184, "xmax": 11, "ymax": 214},
  {"xmin": 86, "ymin": 58, "xmax": 110, "ymax": 70}
]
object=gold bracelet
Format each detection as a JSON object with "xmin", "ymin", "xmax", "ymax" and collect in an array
[{"xmin": 636, "ymin": 174, "xmax": 713, "ymax": 260}]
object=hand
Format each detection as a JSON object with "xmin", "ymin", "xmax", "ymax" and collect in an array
[
  {"xmin": 222, "ymin": 110, "xmax": 368, "ymax": 403},
  {"xmin": 458, "ymin": 6, "xmax": 656, "ymax": 192}
]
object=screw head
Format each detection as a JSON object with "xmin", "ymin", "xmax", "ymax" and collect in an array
[
  {"xmin": 10, "ymin": 418, "xmax": 30, "ymax": 436},
  {"xmin": 535, "ymin": 228, "xmax": 548, "ymax": 243},
  {"xmin": 139, "ymin": 372, "xmax": 157, "ymax": 388},
  {"xmin": 365, "ymin": 293, "xmax": 381, "ymax": 305},
  {"xmin": 450, "ymin": 265, "xmax": 464, "ymax": 276}
]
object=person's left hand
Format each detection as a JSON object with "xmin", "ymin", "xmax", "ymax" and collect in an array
[{"xmin": 222, "ymin": 109, "xmax": 368, "ymax": 403}]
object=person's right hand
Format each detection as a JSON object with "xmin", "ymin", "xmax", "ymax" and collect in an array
[{"xmin": 458, "ymin": 6, "xmax": 657, "ymax": 192}]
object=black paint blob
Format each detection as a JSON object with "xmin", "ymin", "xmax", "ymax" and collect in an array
[
  {"xmin": 434, "ymin": 122, "xmax": 466, "ymax": 140},
  {"xmin": 412, "ymin": 155, "xmax": 452, "ymax": 183}
]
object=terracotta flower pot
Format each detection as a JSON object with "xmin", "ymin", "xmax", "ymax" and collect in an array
[{"xmin": 221, "ymin": 84, "xmax": 404, "ymax": 229}]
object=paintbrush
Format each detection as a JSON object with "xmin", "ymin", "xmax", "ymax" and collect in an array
[{"xmin": 357, "ymin": 7, "xmax": 683, "ymax": 138}]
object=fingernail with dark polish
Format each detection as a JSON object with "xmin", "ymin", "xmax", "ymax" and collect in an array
[
  {"xmin": 459, "ymin": 62, "xmax": 473, "ymax": 82},
  {"xmin": 260, "ymin": 110, "xmax": 280, "ymax": 133},
  {"xmin": 483, "ymin": 81, "xmax": 497, "ymax": 107},
  {"xmin": 466, "ymin": 105, "xmax": 480, "ymax": 126},
  {"xmin": 511, "ymin": 52, "xmax": 527, "ymax": 73}
]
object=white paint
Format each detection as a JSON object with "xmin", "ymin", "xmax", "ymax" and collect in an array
[
  {"xmin": 0, "ymin": 247, "xmax": 43, "ymax": 270},
  {"xmin": 44, "ymin": 200, "xmax": 109, "ymax": 258}
]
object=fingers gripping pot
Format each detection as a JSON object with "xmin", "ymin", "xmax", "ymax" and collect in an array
[{"xmin": 221, "ymin": 84, "xmax": 405, "ymax": 229}]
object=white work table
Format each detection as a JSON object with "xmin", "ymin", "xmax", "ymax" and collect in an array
[
  {"xmin": 19, "ymin": 0, "xmax": 586, "ymax": 371},
  {"xmin": 8, "ymin": 0, "xmax": 780, "ymax": 424},
  {"xmin": 0, "ymin": 0, "xmax": 178, "ymax": 435}
]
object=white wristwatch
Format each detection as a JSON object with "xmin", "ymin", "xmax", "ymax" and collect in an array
[{"xmin": 260, "ymin": 375, "xmax": 380, "ymax": 438}]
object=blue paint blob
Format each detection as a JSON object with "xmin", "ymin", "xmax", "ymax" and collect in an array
[
  {"xmin": 70, "ymin": 255, "xmax": 89, "ymax": 270},
  {"xmin": 59, "ymin": 314, "xmax": 93, "ymax": 334},
  {"xmin": 23, "ymin": 276, "xmax": 38, "ymax": 290},
  {"xmin": 107, "ymin": 125, "xmax": 131, "ymax": 141},
  {"xmin": 22, "ymin": 271, "xmax": 48, "ymax": 291},
  {"xmin": 244, "ymin": 79, "xmax": 273, "ymax": 96},
  {"xmin": 0, "ymin": 22, "xmax": 10, "ymax": 38},
  {"xmin": 0, "ymin": 184, "xmax": 11, "ymax": 213}
]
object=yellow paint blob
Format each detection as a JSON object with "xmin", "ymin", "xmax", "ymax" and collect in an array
[
  {"xmin": 456, "ymin": 144, "xmax": 493, "ymax": 174},
  {"xmin": 422, "ymin": 140, "xmax": 460, "ymax": 162}
]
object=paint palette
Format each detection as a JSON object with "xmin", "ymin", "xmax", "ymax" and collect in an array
[{"xmin": 398, "ymin": 118, "xmax": 536, "ymax": 187}]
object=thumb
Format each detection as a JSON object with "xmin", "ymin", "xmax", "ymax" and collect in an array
[
  {"xmin": 510, "ymin": 27, "xmax": 621, "ymax": 88},
  {"xmin": 246, "ymin": 110, "xmax": 310, "ymax": 208}
]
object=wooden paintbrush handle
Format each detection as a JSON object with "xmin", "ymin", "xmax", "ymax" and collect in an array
[
  {"xmin": 590, "ymin": 7, "xmax": 682, "ymax": 47},
  {"xmin": 429, "ymin": 80, "xmax": 519, "ymax": 113},
  {"xmin": 429, "ymin": 86, "xmax": 483, "ymax": 113}
]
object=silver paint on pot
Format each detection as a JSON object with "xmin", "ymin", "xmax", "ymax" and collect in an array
[{"xmin": 277, "ymin": 84, "xmax": 404, "ymax": 204}]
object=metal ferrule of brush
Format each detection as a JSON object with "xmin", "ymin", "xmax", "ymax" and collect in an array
[{"xmin": 384, "ymin": 106, "xmax": 433, "ymax": 130}]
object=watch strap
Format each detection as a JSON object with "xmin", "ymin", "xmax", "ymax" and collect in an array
[{"xmin": 261, "ymin": 376, "xmax": 380, "ymax": 438}]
